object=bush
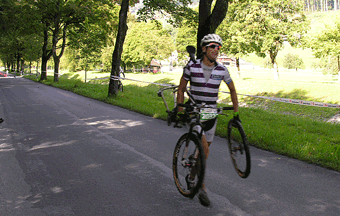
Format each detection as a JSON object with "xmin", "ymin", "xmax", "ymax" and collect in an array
[
  {"xmin": 283, "ymin": 53, "xmax": 305, "ymax": 70},
  {"xmin": 312, "ymin": 56, "xmax": 339, "ymax": 75}
]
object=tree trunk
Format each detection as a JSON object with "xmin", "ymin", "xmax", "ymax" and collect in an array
[
  {"xmin": 338, "ymin": 55, "xmax": 340, "ymax": 73},
  {"xmin": 197, "ymin": 0, "xmax": 229, "ymax": 58},
  {"xmin": 6, "ymin": 61, "xmax": 10, "ymax": 73},
  {"xmin": 334, "ymin": 0, "xmax": 337, "ymax": 11},
  {"xmin": 338, "ymin": 55, "xmax": 340, "ymax": 83},
  {"xmin": 236, "ymin": 57, "xmax": 241, "ymax": 78},
  {"xmin": 11, "ymin": 60, "xmax": 15, "ymax": 74},
  {"xmin": 108, "ymin": 0, "xmax": 129, "ymax": 97},
  {"xmin": 269, "ymin": 48, "xmax": 279, "ymax": 80},
  {"xmin": 41, "ymin": 25, "xmax": 52, "ymax": 81},
  {"xmin": 52, "ymin": 14, "xmax": 67, "ymax": 82},
  {"xmin": 20, "ymin": 58, "xmax": 24, "ymax": 75},
  {"xmin": 53, "ymin": 58, "xmax": 60, "ymax": 82},
  {"xmin": 307, "ymin": 0, "xmax": 310, "ymax": 12},
  {"xmin": 16, "ymin": 52, "xmax": 20, "ymax": 74}
]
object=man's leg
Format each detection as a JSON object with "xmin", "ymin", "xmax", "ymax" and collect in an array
[
  {"xmin": 201, "ymin": 134, "xmax": 211, "ymax": 190},
  {"xmin": 198, "ymin": 121, "xmax": 216, "ymax": 207},
  {"xmin": 199, "ymin": 136, "xmax": 212, "ymax": 207}
]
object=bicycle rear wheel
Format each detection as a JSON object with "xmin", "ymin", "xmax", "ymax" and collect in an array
[
  {"xmin": 227, "ymin": 119, "xmax": 251, "ymax": 178},
  {"xmin": 173, "ymin": 133, "xmax": 205, "ymax": 198}
]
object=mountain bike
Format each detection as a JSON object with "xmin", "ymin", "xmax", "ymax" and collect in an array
[
  {"xmin": 157, "ymin": 46, "xmax": 251, "ymax": 198},
  {"xmin": 158, "ymin": 85, "xmax": 251, "ymax": 197}
]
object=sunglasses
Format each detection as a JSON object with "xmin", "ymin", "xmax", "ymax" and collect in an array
[{"xmin": 207, "ymin": 44, "xmax": 221, "ymax": 50}]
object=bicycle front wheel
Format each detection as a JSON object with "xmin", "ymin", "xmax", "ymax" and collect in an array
[
  {"xmin": 227, "ymin": 119, "xmax": 251, "ymax": 178},
  {"xmin": 173, "ymin": 133, "xmax": 205, "ymax": 198}
]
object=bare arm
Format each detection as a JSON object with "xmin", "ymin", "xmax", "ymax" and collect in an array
[
  {"xmin": 227, "ymin": 81, "xmax": 239, "ymax": 113},
  {"xmin": 176, "ymin": 77, "xmax": 188, "ymax": 112}
]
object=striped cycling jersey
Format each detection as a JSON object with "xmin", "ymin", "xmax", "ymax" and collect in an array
[{"xmin": 182, "ymin": 59, "xmax": 232, "ymax": 106}]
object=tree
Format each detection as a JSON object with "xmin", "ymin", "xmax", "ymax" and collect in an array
[
  {"xmin": 221, "ymin": 0, "xmax": 308, "ymax": 79},
  {"xmin": 28, "ymin": 0, "xmax": 116, "ymax": 81},
  {"xmin": 310, "ymin": 21, "xmax": 340, "ymax": 75},
  {"xmin": 67, "ymin": 4, "xmax": 119, "ymax": 80},
  {"xmin": 0, "ymin": 0, "xmax": 39, "ymax": 74},
  {"xmin": 108, "ymin": 0, "xmax": 130, "ymax": 97},
  {"xmin": 260, "ymin": 0, "xmax": 308, "ymax": 79},
  {"xmin": 196, "ymin": 0, "xmax": 229, "ymax": 58},
  {"xmin": 283, "ymin": 53, "xmax": 305, "ymax": 71},
  {"xmin": 121, "ymin": 21, "xmax": 174, "ymax": 69},
  {"xmin": 217, "ymin": 0, "xmax": 265, "ymax": 78},
  {"xmin": 175, "ymin": 10, "xmax": 198, "ymax": 62},
  {"xmin": 137, "ymin": 0, "xmax": 229, "ymax": 58},
  {"xmin": 109, "ymin": 0, "xmax": 230, "ymax": 97}
]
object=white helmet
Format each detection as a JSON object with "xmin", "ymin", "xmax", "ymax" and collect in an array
[{"xmin": 200, "ymin": 34, "xmax": 223, "ymax": 47}]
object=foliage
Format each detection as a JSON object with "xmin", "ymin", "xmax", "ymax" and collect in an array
[
  {"xmin": 0, "ymin": 0, "xmax": 41, "ymax": 72},
  {"xmin": 283, "ymin": 53, "xmax": 305, "ymax": 70},
  {"xmin": 223, "ymin": 0, "xmax": 309, "ymax": 70},
  {"xmin": 309, "ymin": 19, "xmax": 340, "ymax": 75},
  {"xmin": 175, "ymin": 23, "xmax": 197, "ymax": 62},
  {"xmin": 174, "ymin": 5, "xmax": 198, "ymax": 62},
  {"xmin": 312, "ymin": 56, "xmax": 339, "ymax": 75},
  {"xmin": 217, "ymin": 0, "xmax": 264, "ymax": 58},
  {"xmin": 67, "ymin": 4, "xmax": 120, "ymax": 72},
  {"xmin": 137, "ymin": 0, "xmax": 197, "ymax": 27},
  {"xmin": 136, "ymin": 0, "xmax": 228, "ymax": 58},
  {"xmin": 121, "ymin": 21, "xmax": 174, "ymax": 67},
  {"xmin": 22, "ymin": 0, "xmax": 119, "ymax": 81}
]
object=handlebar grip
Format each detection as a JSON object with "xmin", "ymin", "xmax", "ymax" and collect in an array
[{"xmin": 222, "ymin": 107, "xmax": 234, "ymax": 110}]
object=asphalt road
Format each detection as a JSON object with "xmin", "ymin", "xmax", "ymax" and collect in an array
[{"xmin": 0, "ymin": 76, "xmax": 339, "ymax": 216}]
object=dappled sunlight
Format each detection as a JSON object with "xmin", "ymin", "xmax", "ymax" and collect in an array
[
  {"xmin": 86, "ymin": 118, "xmax": 144, "ymax": 130},
  {"xmin": 81, "ymin": 163, "xmax": 103, "ymax": 170},
  {"xmin": 0, "ymin": 142, "xmax": 15, "ymax": 152},
  {"xmin": 29, "ymin": 140, "xmax": 76, "ymax": 151},
  {"xmin": 124, "ymin": 162, "xmax": 141, "ymax": 170},
  {"xmin": 66, "ymin": 116, "xmax": 145, "ymax": 131},
  {"xmin": 306, "ymin": 198, "xmax": 340, "ymax": 213},
  {"xmin": 0, "ymin": 128, "xmax": 14, "ymax": 152},
  {"xmin": 50, "ymin": 186, "xmax": 63, "ymax": 194}
]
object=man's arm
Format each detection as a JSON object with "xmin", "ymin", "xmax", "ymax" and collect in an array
[
  {"xmin": 227, "ymin": 81, "xmax": 239, "ymax": 113},
  {"xmin": 177, "ymin": 77, "xmax": 188, "ymax": 112}
]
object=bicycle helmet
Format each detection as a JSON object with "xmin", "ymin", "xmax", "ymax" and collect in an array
[{"xmin": 200, "ymin": 34, "xmax": 223, "ymax": 47}]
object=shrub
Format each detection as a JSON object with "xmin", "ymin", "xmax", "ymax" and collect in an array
[{"xmin": 283, "ymin": 53, "xmax": 305, "ymax": 71}]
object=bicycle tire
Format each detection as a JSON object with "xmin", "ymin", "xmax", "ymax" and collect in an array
[
  {"xmin": 227, "ymin": 119, "xmax": 251, "ymax": 178},
  {"xmin": 173, "ymin": 133, "xmax": 205, "ymax": 198}
]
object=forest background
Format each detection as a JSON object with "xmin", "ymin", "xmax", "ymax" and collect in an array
[{"xmin": 1, "ymin": 0, "xmax": 340, "ymax": 79}]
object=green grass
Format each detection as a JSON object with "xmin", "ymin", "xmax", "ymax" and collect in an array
[{"xmin": 24, "ymin": 72, "xmax": 340, "ymax": 172}]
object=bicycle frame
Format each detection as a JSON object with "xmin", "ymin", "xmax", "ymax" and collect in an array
[{"xmin": 157, "ymin": 85, "xmax": 196, "ymax": 113}]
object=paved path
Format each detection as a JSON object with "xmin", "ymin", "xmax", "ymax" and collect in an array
[{"xmin": 0, "ymin": 77, "xmax": 339, "ymax": 215}]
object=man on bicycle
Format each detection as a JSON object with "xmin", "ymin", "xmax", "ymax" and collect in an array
[{"xmin": 177, "ymin": 33, "xmax": 239, "ymax": 206}]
